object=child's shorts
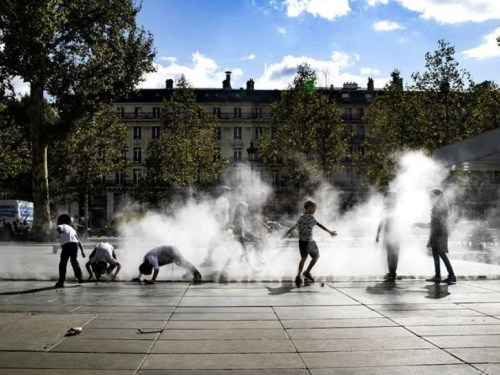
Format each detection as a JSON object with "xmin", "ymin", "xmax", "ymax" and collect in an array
[{"xmin": 299, "ymin": 240, "xmax": 319, "ymax": 259}]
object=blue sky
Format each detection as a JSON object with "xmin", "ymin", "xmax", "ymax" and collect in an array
[{"xmin": 136, "ymin": 0, "xmax": 500, "ymax": 90}]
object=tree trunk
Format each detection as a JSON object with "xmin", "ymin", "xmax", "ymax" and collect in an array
[{"xmin": 29, "ymin": 81, "xmax": 51, "ymax": 241}]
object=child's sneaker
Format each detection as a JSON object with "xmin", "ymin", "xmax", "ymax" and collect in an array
[
  {"xmin": 193, "ymin": 270, "xmax": 202, "ymax": 282},
  {"xmin": 303, "ymin": 271, "xmax": 315, "ymax": 282},
  {"xmin": 54, "ymin": 281, "xmax": 64, "ymax": 288},
  {"xmin": 295, "ymin": 276, "xmax": 303, "ymax": 286}
]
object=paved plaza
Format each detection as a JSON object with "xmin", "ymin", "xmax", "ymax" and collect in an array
[{"xmin": 1, "ymin": 278, "xmax": 500, "ymax": 374}]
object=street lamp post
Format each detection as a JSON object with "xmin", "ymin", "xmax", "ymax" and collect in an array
[{"xmin": 246, "ymin": 140, "xmax": 258, "ymax": 172}]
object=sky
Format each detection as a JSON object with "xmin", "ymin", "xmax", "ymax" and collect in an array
[{"xmin": 135, "ymin": 0, "xmax": 500, "ymax": 91}]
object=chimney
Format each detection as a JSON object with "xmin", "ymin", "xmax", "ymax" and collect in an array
[
  {"xmin": 246, "ymin": 79, "xmax": 255, "ymax": 90},
  {"xmin": 166, "ymin": 79, "xmax": 174, "ymax": 89},
  {"xmin": 367, "ymin": 77, "xmax": 374, "ymax": 91},
  {"xmin": 222, "ymin": 71, "xmax": 232, "ymax": 89}
]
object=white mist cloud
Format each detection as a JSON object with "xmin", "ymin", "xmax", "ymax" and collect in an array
[
  {"xmin": 367, "ymin": 0, "xmax": 500, "ymax": 24},
  {"xmin": 256, "ymin": 51, "xmax": 389, "ymax": 89},
  {"xmin": 374, "ymin": 20, "xmax": 404, "ymax": 31},
  {"xmin": 276, "ymin": 26, "xmax": 287, "ymax": 34},
  {"xmin": 273, "ymin": 0, "xmax": 351, "ymax": 21},
  {"xmin": 360, "ymin": 67, "xmax": 381, "ymax": 75},
  {"xmin": 242, "ymin": 54, "xmax": 257, "ymax": 60},
  {"xmin": 461, "ymin": 27, "xmax": 500, "ymax": 60},
  {"xmin": 140, "ymin": 52, "xmax": 244, "ymax": 89}
]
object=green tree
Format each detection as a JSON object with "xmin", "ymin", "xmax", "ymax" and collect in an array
[
  {"xmin": 138, "ymin": 75, "xmax": 226, "ymax": 206},
  {"xmin": 51, "ymin": 105, "xmax": 128, "ymax": 237},
  {"xmin": 0, "ymin": 0, "xmax": 155, "ymax": 238},
  {"xmin": 260, "ymin": 64, "xmax": 347, "ymax": 188}
]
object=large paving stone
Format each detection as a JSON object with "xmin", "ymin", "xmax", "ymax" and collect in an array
[
  {"xmin": 76, "ymin": 328, "xmax": 159, "ymax": 340},
  {"xmin": 379, "ymin": 309, "xmax": 484, "ymax": 318},
  {"xmin": 300, "ymin": 349, "xmax": 460, "ymax": 368},
  {"xmin": 87, "ymin": 319, "xmax": 166, "ymax": 329},
  {"xmin": 0, "ymin": 352, "xmax": 145, "ymax": 369},
  {"xmin": 0, "ymin": 304, "xmax": 77, "ymax": 313},
  {"xmin": 165, "ymin": 321, "xmax": 282, "ymax": 330},
  {"xmin": 282, "ymin": 318, "xmax": 396, "ymax": 329},
  {"xmin": 170, "ymin": 313, "xmax": 277, "ymax": 321},
  {"xmin": 174, "ymin": 307, "xmax": 274, "ymax": 313},
  {"xmin": 151, "ymin": 340, "xmax": 296, "ymax": 353},
  {"xmin": 407, "ymin": 324, "xmax": 500, "ymax": 336},
  {"xmin": 274, "ymin": 306, "xmax": 381, "ymax": 320},
  {"xmin": 159, "ymin": 329, "xmax": 288, "ymax": 340},
  {"xmin": 368, "ymin": 304, "xmax": 462, "ymax": 311},
  {"xmin": 137, "ymin": 370, "xmax": 309, "ymax": 375},
  {"xmin": 287, "ymin": 327, "xmax": 413, "ymax": 340},
  {"xmin": 51, "ymin": 339, "xmax": 153, "ymax": 353},
  {"xmin": 95, "ymin": 313, "xmax": 171, "ymax": 321},
  {"xmin": 0, "ymin": 313, "xmax": 25, "ymax": 328},
  {"xmin": 458, "ymin": 303, "xmax": 500, "ymax": 316},
  {"xmin": 426, "ymin": 335, "xmax": 500, "ymax": 348},
  {"xmin": 391, "ymin": 316, "xmax": 499, "ymax": 326},
  {"xmin": 76, "ymin": 306, "xmax": 175, "ymax": 313},
  {"xmin": 141, "ymin": 353, "xmax": 305, "ymax": 370},
  {"xmin": 474, "ymin": 364, "xmax": 500, "ymax": 375},
  {"xmin": 0, "ymin": 313, "xmax": 95, "ymax": 351},
  {"xmin": 448, "ymin": 348, "xmax": 500, "ymax": 363},
  {"xmin": 309, "ymin": 364, "xmax": 481, "ymax": 374},
  {"xmin": 293, "ymin": 337, "xmax": 434, "ymax": 352},
  {"xmin": 0, "ymin": 371, "xmax": 133, "ymax": 375}
]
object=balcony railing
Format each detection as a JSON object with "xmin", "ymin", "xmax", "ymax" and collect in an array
[
  {"xmin": 342, "ymin": 113, "xmax": 363, "ymax": 121},
  {"xmin": 118, "ymin": 111, "xmax": 271, "ymax": 120}
]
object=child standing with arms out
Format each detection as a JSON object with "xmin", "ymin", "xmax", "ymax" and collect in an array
[
  {"xmin": 55, "ymin": 214, "xmax": 86, "ymax": 288},
  {"xmin": 283, "ymin": 200, "xmax": 337, "ymax": 285}
]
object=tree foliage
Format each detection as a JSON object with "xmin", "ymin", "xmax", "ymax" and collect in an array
[
  {"xmin": 260, "ymin": 64, "xmax": 348, "ymax": 187},
  {"xmin": 0, "ymin": 0, "xmax": 155, "ymax": 237},
  {"xmin": 357, "ymin": 40, "xmax": 500, "ymax": 188},
  {"xmin": 138, "ymin": 75, "xmax": 227, "ymax": 206}
]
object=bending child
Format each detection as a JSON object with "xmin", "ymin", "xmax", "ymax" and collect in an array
[
  {"xmin": 283, "ymin": 200, "xmax": 337, "ymax": 285},
  {"xmin": 86, "ymin": 242, "xmax": 121, "ymax": 281},
  {"xmin": 134, "ymin": 245, "xmax": 202, "ymax": 284},
  {"xmin": 233, "ymin": 202, "xmax": 262, "ymax": 265}
]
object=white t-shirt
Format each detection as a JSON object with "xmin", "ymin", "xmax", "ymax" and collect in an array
[
  {"xmin": 57, "ymin": 224, "xmax": 78, "ymax": 246},
  {"xmin": 215, "ymin": 196, "xmax": 230, "ymax": 226},
  {"xmin": 90, "ymin": 242, "xmax": 117, "ymax": 265}
]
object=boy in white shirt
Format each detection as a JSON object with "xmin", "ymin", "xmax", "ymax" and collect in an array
[
  {"xmin": 86, "ymin": 242, "xmax": 121, "ymax": 281},
  {"xmin": 55, "ymin": 214, "xmax": 86, "ymax": 288}
]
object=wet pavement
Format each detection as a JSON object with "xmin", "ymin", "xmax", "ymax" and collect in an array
[{"xmin": 0, "ymin": 279, "xmax": 500, "ymax": 374}]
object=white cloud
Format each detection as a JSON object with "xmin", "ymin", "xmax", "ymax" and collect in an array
[
  {"xmin": 140, "ymin": 52, "xmax": 244, "ymax": 89},
  {"xmin": 242, "ymin": 54, "xmax": 257, "ymax": 60},
  {"xmin": 274, "ymin": 0, "xmax": 351, "ymax": 21},
  {"xmin": 374, "ymin": 20, "xmax": 404, "ymax": 31},
  {"xmin": 276, "ymin": 26, "xmax": 287, "ymax": 34},
  {"xmin": 159, "ymin": 56, "xmax": 177, "ymax": 63},
  {"xmin": 256, "ymin": 51, "xmax": 389, "ymax": 89},
  {"xmin": 367, "ymin": 0, "xmax": 500, "ymax": 24},
  {"xmin": 462, "ymin": 27, "xmax": 500, "ymax": 60},
  {"xmin": 360, "ymin": 67, "xmax": 381, "ymax": 75}
]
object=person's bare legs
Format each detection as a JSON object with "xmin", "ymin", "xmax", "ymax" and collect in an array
[
  {"xmin": 298, "ymin": 257, "xmax": 307, "ymax": 276},
  {"xmin": 305, "ymin": 256, "xmax": 319, "ymax": 274}
]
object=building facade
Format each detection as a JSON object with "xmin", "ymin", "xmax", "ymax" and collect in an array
[{"xmin": 66, "ymin": 73, "xmax": 379, "ymax": 226}]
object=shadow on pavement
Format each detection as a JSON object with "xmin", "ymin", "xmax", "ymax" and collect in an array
[
  {"xmin": 0, "ymin": 285, "xmax": 80, "ymax": 296},
  {"xmin": 424, "ymin": 283, "xmax": 450, "ymax": 299}
]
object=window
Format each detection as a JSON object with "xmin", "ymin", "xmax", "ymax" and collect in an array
[
  {"xmin": 133, "ymin": 169, "xmax": 142, "ymax": 185},
  {"xmin": 272, "ymin": 170, "xmax": 278, "ymax": 185},
  {"xmin": 234, "ymin": 107, "xmax": 242, "ymax": 118},
  {"xmin": 254, "ymin": 108, "xmax": 262, "ymax": 118},
  {"xmin": 133, "ymin": 147, "xmax": 142, "ymax": 163},
  {"xmin": 343, "ymin": 108, "xmax": 352, "ymax": 120},
  {"xmin": 212, "ymin": 107, "xmax": 221, "ymax": 118},
  {"xmin": 116, "ymin": 107, "xmax": 124, "ymax": 118},
  {"xmin": 153, "ymin": 107, "xmax": 161, "ymax": 118},
  {"xmin": 358, "ymin": 146, "xmax": 365, "ymax": 156},
  {"xmin": 214, "ymin": 147, "xmax": 221, "ymax": 161},
  {"xmin": 255, "ymin": 127, "xmax": 263, "ymax": 139},
  {"xmin": 133, "ymin": 126, "xmax": 142, "ymax": 140},
  {"xmin": 365, "ymin": 93, "xmax": 373, "ymax": 102},
  {"xmin": 215, "ymin": 127, "xmax": 221, "ymax": 140},
  {"xmin": 357, "ymin": 125, "xmax": 365, "ymax": 140},
  {"xmin": 341, "ymin": 93, "xmax": 350, "ymax": 100},
  {"xmin": 115, "ymin": 172, "xmax": 124, "ymax": 186},
  {"xmin": 271, "ymin": 127, "xmax": 277, "ymax": 139},
  {"xmin": 233, "ymin": 147, "xmax": 242, "ymax": 162},
  {"xmin": 152, "ymin": 126, "xmax": 160, "ymax": 139},
  {"xmin": 134, "ymin": 107, "xmax": 143, "ymax": 118},
  {"xmin": 234, "ymin": 127, "xmax": 242, "ymax": 140},
  {"xmin": 356, "ymin": 108, "xmax": 364, "ymax": 120},
  {"xmin": 346, "ymin": 168, "xmax": 354, "ymax": 183}
]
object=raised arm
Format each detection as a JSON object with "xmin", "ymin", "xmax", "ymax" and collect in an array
[
  {"xmin": 316, "ymin": 222, "xmax": 337, "ymax": 237},
  {"xmin": 376, "ymin": 220, "xmax": 383, "ymax": 242},
  {"xmin": 283, "ymin": 223, "xmax": 298, "ymax": 239}
]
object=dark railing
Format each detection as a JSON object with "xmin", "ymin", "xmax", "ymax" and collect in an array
[
  {"xmin": 342, "ymin": 113, "xmax": 363, "ymax": 121},
  {"xmin": 118, "ymin": 111, "xmax": 271, "ymax": 120}
]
